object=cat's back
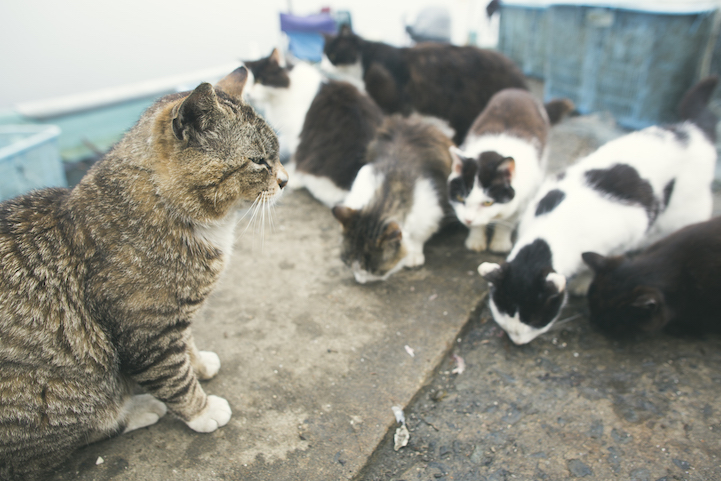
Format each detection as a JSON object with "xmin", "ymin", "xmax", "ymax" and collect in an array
[{"xmin": 464, "ymin": 88, "xmax": 549, "ymax": 145}]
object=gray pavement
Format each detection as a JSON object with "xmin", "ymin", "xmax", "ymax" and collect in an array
[{"xmin": 49, "ymin": 84, "xmax": 721, "ymax": 480}]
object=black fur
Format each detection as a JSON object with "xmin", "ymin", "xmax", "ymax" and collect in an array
[
  {"xmin": 662, "ymin": 179, "xmax": 675, "ymax": 209},
  {"xmin": 323, "ymin": 27, "xmax": 527, "ymax": 144},
  {"xmin": 584, "ymin": 216, "xmax": 721, "ymax": 338},
  {"xmin": 535, "ymin": 189, "xmax": 565, "ymax": 216},
  {"xmin": 294, "ymin": 81, "xmax": 384, "ymax": 189},
  {"xmin": 488, "ymin": 239, "xmax": 565, "ymax": 329},
  {"xmin": 244, "ymin": 51, "xmax": 290, "ymax": 88},
  {"xmin": 584, "ymin": 163, "xmax": 659, "ymax": 221},
  {"xmin": 449, "ymin": 151, "xmax": 515, "ymax": 205}
]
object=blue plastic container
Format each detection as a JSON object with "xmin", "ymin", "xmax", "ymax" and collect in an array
[
  {"xmin": 545, "ymin": 5, "xmax": 714, "ymax": 129},
  {"xmin": 0, "ymin": 125, "xmax": 67, "ymax": 201},
  {"xmin": 498, "ymin": 4, "xmax": 549, "ymax": 79}
]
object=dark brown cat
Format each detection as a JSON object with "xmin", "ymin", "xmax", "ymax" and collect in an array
[
  {"xmin": 0, "ymin": 67, "xmax": 288, "ymax": 480},
  {"xmin": 583, "ymin": 216, "xmax": 721, "ymax": 338},
  {"xmin": 323, "ymin": 24, "xmax": 528, "ymax": 144},
  {"xmin": 290, "ymin": 79, "xmax": 384, "ymax": 207}
]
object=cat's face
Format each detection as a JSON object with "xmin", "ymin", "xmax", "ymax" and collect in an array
[
  {"xmin": 332, "ymin": 206, "xmax": 407, "ymax": 283},
  {"xmin": 448, "ymin": 147, "xmax": 515, "ymax": 226},
  {"xmin": 479, "ymin": 240, "xmax": 566, "ymax": 344},
  {"xmin": 243, "ymin": 48, "xmax": 291, "ymax": 107},
  {"xmin": 323, "ymin": 25, "xmax": 362, "ymax": 67},
  {"xmin": 151, "ymin": 67, "xmax": 288, "ymax": 222},
  {"xmin": 583, "ymin": 252, "xmax": 670, "ymax": 337}
]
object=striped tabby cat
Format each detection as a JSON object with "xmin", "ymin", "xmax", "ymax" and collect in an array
[{"xmin": 0, "ymin": 66, "xmax": 288, "ymax": 480}]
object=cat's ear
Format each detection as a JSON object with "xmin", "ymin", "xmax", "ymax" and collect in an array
[
  {"xmin": 498, "ymin": 157, "xmax": 515, "ymax": 180},
  {"xmin": 631, "ymin": 287, "xmax": 663, "ymax": 313},
  {"xmin": 172, "ymin": 82, "xmax": 219, "ymax": 141},
  {"xmin": 546, "ymin": 272, "xmax": 566, "ymax": 294},
  {"xmin": 332, "ymin": 205, "xmax": 358, "ymax": 230},
  {"xmin": 215, "ymin": 66, "xmax": 248, "ymax": 99},
  {"xmin": 269, "ymin": 48, "xmax": 286, "ymax": 68},
  {"xmin": 581, "ymin": 252, "xmax": 607, "ymax": 273},
  {"xmin": 381, "ymin": 221, "xmax": 403, "ymax": 244},
  {"xmin": 449, "ymin": 146, "xmax": 469, "ymax": 175},
  {"xmin": 478, "ymin": 262, "xmax": 502, "ymax": 284}
]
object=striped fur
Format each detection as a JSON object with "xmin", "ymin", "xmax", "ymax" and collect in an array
[{"xmin": 0, "ymin": 67, "xmax": 287, "ymax": 480}]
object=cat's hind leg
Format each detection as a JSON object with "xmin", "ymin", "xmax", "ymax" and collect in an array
[
  {"xmin": 465, "ymin": 225, "xmax": 488, "ymax": 252},
  {"xmin": 122, "ymin": 394, "xmax": 168, "ymax": 433}
]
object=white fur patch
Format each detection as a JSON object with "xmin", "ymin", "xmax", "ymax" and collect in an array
[
  {"xmin": 478, "ymin": 262, "xmax": 501, "ymax": 278},
  {"xmin": 195, "ymin": 214, "xmax": 238, "ymax": 260},
  {"xmin": 290, "ymin": 169, "xmax": 349, "ymax": 208},
  {"xmin": 488, "ymin": 296, "xmax": 555, "ymax": 345},
  {"xmin": 122, "ymin": 394, "xmax": 167, "ymax": 433},
  {"xmin": 342, "ymin": 165, "xmax": 385, "ymax": 210},
  {"xmin": 320, "ymin": 55, "xmax": 365, "ymax": 90}
]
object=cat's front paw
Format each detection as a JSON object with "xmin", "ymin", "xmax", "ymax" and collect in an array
[
  {"xmin": 405, "ymin": 250, "xmax": 425, "ymax": 267},
  {"xmin": 123, "ymin": 394, "xmax": 168, "ymax": 433},
  {"xmin": 465, "ymin": 228, "xmax": 487, "ymax": 252},
  {"xmin": 195, "ymin": 351, "xmax": 221, "ymax": 380},
  {"xmin": 489, "ymin": 235, "xmax": 513, "ymax": 254},
  {"xmin": 186, "ymin": 395, "xmax": 232, "ymax": 433}
]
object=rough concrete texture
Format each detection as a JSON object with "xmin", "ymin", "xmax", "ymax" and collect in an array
[
  {"xmin": 49, "ymin": 81, "xmax": 721, "ymax": 480},
  {"xmin": 49, "ymin": 189, "xmax": 486, "ymax": 480}
]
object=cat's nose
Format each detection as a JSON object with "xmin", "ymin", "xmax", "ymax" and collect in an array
[{"xmin": 277, "ymin": 167, "xmax": 289, "ymax": 189}]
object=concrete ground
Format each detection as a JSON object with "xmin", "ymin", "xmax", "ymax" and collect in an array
[{"xmin": 49, "ymin": 85, "xmax": 721, "ymax": 480}]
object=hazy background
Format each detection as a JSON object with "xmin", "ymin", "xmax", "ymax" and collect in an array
[{"xmin": 0, "ymin": 0, "xmax": 493, "ymax": 111}]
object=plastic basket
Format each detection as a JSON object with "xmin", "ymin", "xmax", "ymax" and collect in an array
[
  {"xmin": 545, "ymin": 5, "xmax": 713, "ymax": 129},
  {"xmin": 498, "ymin": 5, "xmax": 549, "ymax": 79},
  {"xmin": 0, "ymin": 125, "xmax": 67, "ymax": 201}
]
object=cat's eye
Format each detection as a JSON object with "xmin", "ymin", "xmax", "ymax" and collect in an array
[
  {"xmin": 455, "ymin": 194, "xmax": 465, "ymax": 203},
  {"xmin": 250, "ymin": 157, "xmax": 269, "ymax": 169},
  {"xmin": 482, "ymin": 200, "xmax": 494, "ymax": 207}
]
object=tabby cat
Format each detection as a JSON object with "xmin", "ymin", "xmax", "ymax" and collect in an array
[
  {"xmin": 0, "ymin": 66, "xmax": 288, "ymax": 480},
  {"xmin": 332, "ymin": 115, "xmax": 452, "ymax": 283},
  {"xmin": 322, "ymin": 24, "xmax": 528, "ymax": 144}
]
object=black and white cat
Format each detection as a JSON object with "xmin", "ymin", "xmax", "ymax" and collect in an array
[
  {"xmin": 332, "ymin": 115, "xmax": 453, "ymax": 283},
  {"xmin": 478, "ymin": 77, "xmax": 718, "ymax": 345},
  {"xmin": 322, "ymin": 24, "xmax": 527, "ymax": 145},
  {"xmin": 244, "ymin": 48, "xmax": 323, "ymax": 161},
  {"xmin": 583, "ymin": 216, "xmax": 721, "ymax": 338},
  {"xmin": 289, "ymin": 80, "xmax": 384, "ymax": 207},
  {"xmin": 448, "ymin": 89, "xmax": 574, "ymax": 253}
]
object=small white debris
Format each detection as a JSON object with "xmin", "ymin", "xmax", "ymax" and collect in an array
[
  {"xmin": 394, "ymin": 424, "xmax": 410, "ymax": 451},
  {"xmin": 404, "ymin": 345, "xmax": 415, "ymax": 357},
  {"xmin": 96, "ymin": 457, "xmax": 104, "ymax": 465},
  {"xmin": 391, "ymin": 405, "xmax": 406, "ymax": 424},
  {"xmin": 451, "ymin": 354, "xmax": 466, "ymax": 375},
  {"xmin": 573, "ymin": 352, "xmax": 579, "ymax": 358},
  {"xmin": 428, "ymin": 293, "xmax": 438, "ymax": 301}
]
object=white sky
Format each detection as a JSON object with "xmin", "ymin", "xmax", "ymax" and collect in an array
[{"xmin": 0, "ymin": 0, "xmax": 491, "ymax": 111}]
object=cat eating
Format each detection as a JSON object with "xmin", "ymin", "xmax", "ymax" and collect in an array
[
  {"xmin": 448, "ymin": 88, "xmax": 574, "ymax": 253},
  {"xmin": 332, "ymin": 115, "xmax": 453, "ymax": 283},
  {"xmin": 322, "ymin": 24, "xmax": 527, "ymax": 145},
  {"xmin": 479, "ymin": 77, "xmax": 718, "ymax": 345},
  {"xmin": 0, "ymin": 66, "xmax": 288, "ymax": 480},
  {"xmin": 583, "ymin": 216, "xmax": 721, "ymax": 338},
  {"xmin": 289, "ymin": 79, "xmax": 384, "ymax": 207}
]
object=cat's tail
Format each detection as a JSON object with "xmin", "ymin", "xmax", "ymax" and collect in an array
[
  {"xmin": 678, "ymin": 75, "xmax": 718, "ymax": 142},
  {"xmin": 544, "ymin": 98, "xmax": 575, "ymax": 125}
]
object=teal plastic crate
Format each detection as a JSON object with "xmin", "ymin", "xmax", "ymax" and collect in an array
[
  {"xmin": 0, "ymin": 125, "xmax": 67, "ymax": 201},
  {"xmin": 545, "ymin": 5, "xmax": 714, "ymax": 129},
  {"xmin": 498, "ymin": 4, "xmax": 549, "ymax": 79}
]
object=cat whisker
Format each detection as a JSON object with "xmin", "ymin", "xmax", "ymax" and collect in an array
[{"xmin": 552, "ymin": 313, "xmax": 582, "ymax": 329}]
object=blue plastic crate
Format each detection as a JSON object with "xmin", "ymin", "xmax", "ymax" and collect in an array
[
  {"xmin": 545, "ymin": 5, "xmax": 714, "ymax": 129},
  {"xmin": 498, "ymin": 4, "xmax": 549, "ymax": 79},
  {"xmin": 0, "ymin": 125, "xmax": 67, "ymax": 201}
]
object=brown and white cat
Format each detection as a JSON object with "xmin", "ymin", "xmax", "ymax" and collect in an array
[
  {"xmin": 322, "ymin": 24, "xmax": 528, "ymax": 145},
  {"xmin": 289, "ymin": 79, "xmax": 384, "ymax": 207},
  {"xmin": 0, "ymin": 67, "xmax": 288, "ymax": 480},
  {"xmin": 583, "ymin": 216, "xmax": 721, "ymax": 338},
  {"xmin": 448, "ymin": 89, "xmax": 574, "ymax": 253},
  {"xmin": 332, "ymin": 115, "xmax": 453, "ymax": 283}
]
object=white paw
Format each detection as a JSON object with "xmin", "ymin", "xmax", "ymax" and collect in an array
[
  {"xmin": 405, "ymin": 250, "xmax": 425, "ymax": 267},
  {"xmin": 489, "ymin": 235, "xmax": 513, "ymax": 254},
  {"xmin": 196, "ymin": 351, "xmax": 221, "ymax": 380},
  {"xmin": 123, "ymin": 394, "xmax": 168, "ymax": 433},
  {"xmin": 465, "ymin": 227, "xmax": 487, "ymax": 252},
  {"xmin": 186, "ymin": 395, "xmax": 232, "ymax": 433}
]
